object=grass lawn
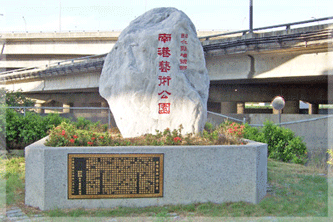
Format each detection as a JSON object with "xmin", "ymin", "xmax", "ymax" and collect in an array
[{"xmin": 0, "ymin": 155, "xmax": 329, "ymax": 220}]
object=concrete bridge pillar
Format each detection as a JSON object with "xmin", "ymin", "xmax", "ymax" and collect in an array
[
  {"xmin": 221, "ymin": 102, "xmax": 237, "ymax": 114},
  {"xmin": 221, "ymin": 102, "xmax": 245, "ymax": 114},
  {"xmin": 272, "ymin": 108, "xmax": 279, "ymax": 114},
  {"xmin": 283, "ymin": 101, "xmax": 300, "ymax": 114},
  {"xmin": 101, "ymin": 101, "xmax": 109, "ymax": 114},
  {"xmin": 237, "ymin": 102, "xmax": 245, "ymax": 114},
  {"xmin": 308, "ymin": 103, "xmax": 319, "ymax": 114},
  {"xmin": 34, "ymin": 103, "xmax": 44, "ymax": 114},
  {"xmin": 63, "ymin": 103, "xmax": 72, "ymax": 113}
]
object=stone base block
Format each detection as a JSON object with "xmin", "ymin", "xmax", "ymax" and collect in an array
[{"xmin": 25, "ymin": 137, "xmax": 267, "ymax": 210}]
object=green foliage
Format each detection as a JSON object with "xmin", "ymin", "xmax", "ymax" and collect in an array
[
  {"xmin": 5, "ymin": 109, "xmax": 68, "ymax": 149},
  {"xmin": 73, "ymin": 117, "xmax": 107, "ymax": 132},
  {"xmin": 243, "ymin": 121, "xmax": 308, "ymax": 164},
  {"xmin": 0, "ymin": 156, "xmax": 25, "ymax": 205},
  {"xmin": 46, "ymin": 122, "xmax": 110, "ymax": 147},
  {"xmin": 45, "ymin": 122, "xmax": 245, "ymax": 147},
  {"xmin": 5, "ymin": 106, "xmax": 110, "ymax": 149},
  {"xmin": 5, "ymin": 89, "xmax": 35, "ymax": 107},
  {"xmin": 204, "ymin": 122, "xmax": 214, "ymax": 132}
]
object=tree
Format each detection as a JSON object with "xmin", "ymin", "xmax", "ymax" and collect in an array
[{"xmin": 5, "ymin": 89, "xmax": 35, "ymax": 107}]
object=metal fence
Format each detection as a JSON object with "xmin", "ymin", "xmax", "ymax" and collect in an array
[
  {"xmin": 199, "ymin": 16, "xmax": 333, "ymax": 41},
  {"xmin": 207, "ymin": 111, "xmax": 333, "ymax": 127}
]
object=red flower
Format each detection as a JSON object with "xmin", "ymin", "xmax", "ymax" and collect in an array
[
  {"xmin": 173, "ymin": 137, "xmax": 181, "ymax": 143},
  {"xmin": 73, "ymin": 135, "xmax": 78, "ymax": 139},
  {"xmin": 91, "ymin": 137, "xmax": 96, "ymax": 140},
  {"xmin": 87, "ymin": 141, "xmax": 93, "ymax": 145},
  {"xmin": 61, "ymin": 130, "xmax": 66, "ymax": 136},
  {"xmin": 99, "ymin": 136, "xmax": 104, "ymax": 139},
  {"xmin": 69, "ymin": 139, "xmax": 75, "ymax": 143}
]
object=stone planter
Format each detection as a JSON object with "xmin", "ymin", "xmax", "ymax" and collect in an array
[{"xmin": 25, "ymin": 137, "xmax": 267, "ymax": 210}]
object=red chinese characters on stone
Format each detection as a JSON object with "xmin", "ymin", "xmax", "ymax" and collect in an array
[
  {"xmin": 157, "ymin": 47, "xmax": 171, "ymax": 57},
  {"xmin": 158, "ymin": 34, "xmax": 172, "ymax": 43},
  {"xmin": 158, "ymin": 76, "xmax": 171, "ymax": 86},
  {"xmin": 159, "ymin": 61, "xmax": 171, "ymax": 72},
  {"xmin": 180, "ymin": 53, "xmax": 187, "ymax": 58},
  {"xmin": 158, "ymin": 103, "xmax": 170, "ymax": 114},
  {"xmin": 179, "ymin": 33, "xmax": 188, "ymax": 71},
  {"xmin": 180, "ymin": 59, "xmax": 187, "ymax": 64},
  {"xmin": 180, "ymin": 46, "xmax": 187, "ymax": 52},
  {"xmin": 158, "ymin": 90, "xmax": 171, "ymax": 99},
  {"xmin": 181, "ymin": 33, "xmax": 188, "ymax": 38},
  {"xmin": 157, "ymin": 33, "xmax": 173, "ymax": 114}
]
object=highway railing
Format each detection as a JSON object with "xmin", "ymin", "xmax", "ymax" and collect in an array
[
  {"xmin": 199, "ymin": 16, "xmax": 333, "ymax": 41},
  {"xmin": 0, "ymin": 53, "xmax": 107, "ymax": 79}
]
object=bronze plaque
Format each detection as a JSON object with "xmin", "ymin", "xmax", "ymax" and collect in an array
[{"xmin": 68, "ymin": 153, "xmax": 163, "ymax": 199}]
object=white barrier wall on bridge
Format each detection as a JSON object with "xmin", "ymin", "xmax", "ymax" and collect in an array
[
  {"xmin": 206, "ymin": 51, "xmax": 333, "ymax": 81},
  {"xmin": 4, "ymin": 71, "xmax": 100, "ymax": 93}
]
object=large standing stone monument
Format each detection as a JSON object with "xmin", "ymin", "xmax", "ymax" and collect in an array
[{"xmin": 99, "ymin": 7, "xmax": 210, "ymax": 138}]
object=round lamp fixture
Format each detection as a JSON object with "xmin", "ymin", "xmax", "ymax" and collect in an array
[{"xmin": 272, "ymin": 96, "xmax": 285, "ymax": 111}]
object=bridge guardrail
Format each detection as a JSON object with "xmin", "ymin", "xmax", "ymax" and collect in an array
[
  {"xmin": 0, "ymin": 53, "xmax": 107, "ymax": 79},
  {"xmin": 199, "ymin": 16, "xmax": 333, "ymax": 41}
]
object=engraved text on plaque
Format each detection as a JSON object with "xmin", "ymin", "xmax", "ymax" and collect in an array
[{"xmin": 68, "ymin": 153, "xmax": 164, "ymax": 199}]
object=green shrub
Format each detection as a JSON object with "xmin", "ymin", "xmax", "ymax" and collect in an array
[
  {"xmin": 204, "ymin": 122, "xmax": 214, "ymax": 132},
  {"xmin": 73, "ymin": 117, "xmax": 107, "ymax": 132},
  {"xmin": 5, "ymin": 108, "xmax": 110, "ymax": 149},
  {"xmin": 243, "ymin": 121, "xmax": 307, "ymax": 164},
  {"xmin": 45, "ymin": 122, "xmax": 245, "ymax": 147},
  {"xmin": 5, "ymin": 109, "xmax": 67, "ymax": 149},
  {"xmin": 5, "ymin": 89, "xmax": 35, "ymax": 108}
]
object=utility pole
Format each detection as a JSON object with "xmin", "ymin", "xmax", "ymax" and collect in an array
[
  {"xmin": 59, "ymin": 0, "xmax": 62, "ymax": 32},
  {"xmin": 249, "ymin": 0, "xmax": 253, "ymax": 33},
  {"xmin": 22, "ymin": 16, "xmax": 27, "ymax": 32}
]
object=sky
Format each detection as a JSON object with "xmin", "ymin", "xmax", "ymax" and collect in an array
[{"xmin": 0, "ymin": 0, "xmax": 332, "ymax": 33}]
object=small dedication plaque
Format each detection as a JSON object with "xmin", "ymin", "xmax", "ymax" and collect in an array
[{"xmin": 68, "ymin": 153, "xmax": 163, "ymax": 199}]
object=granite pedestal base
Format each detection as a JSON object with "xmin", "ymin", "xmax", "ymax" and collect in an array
[{"xmin": 25, "ymin": 137, "xmax": 267, "ymax": 210}]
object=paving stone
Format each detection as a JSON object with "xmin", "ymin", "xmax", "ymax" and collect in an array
[{"xmin": 6, "ymin": 207, "xmax": 30, "ymax": 222}]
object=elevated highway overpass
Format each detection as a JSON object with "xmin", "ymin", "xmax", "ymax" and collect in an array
[
  {"xmin": 0, "ymin": 30, "xmax": 224, "ymax": 71},
  {"xmin": 1, "ymin": 17, "xmax": 332, "ymax": 115},
  {"xmin": 0, "ymin": 31, "xmax": 120, "ymax": 70}
]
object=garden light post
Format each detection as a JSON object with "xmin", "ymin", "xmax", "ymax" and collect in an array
[{"xmin": 272, "ymin": 96, "xmax": 285, "ymax": 126}]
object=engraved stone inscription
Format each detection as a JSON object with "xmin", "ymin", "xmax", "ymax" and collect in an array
[{"xmin": 68, "ymin": 154, "xmax": 164, "ymax": 199}]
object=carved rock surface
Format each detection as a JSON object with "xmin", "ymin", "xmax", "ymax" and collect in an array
[{"xmin": 99, "ymin": 7, "xmax": 209, "ymax": 138}]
